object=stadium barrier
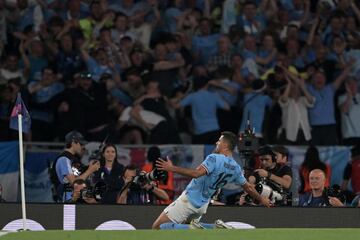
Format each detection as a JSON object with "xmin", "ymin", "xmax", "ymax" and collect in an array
[{"xmin": 0, "ymin": 203, "xmax": 359, "ymax": 230}]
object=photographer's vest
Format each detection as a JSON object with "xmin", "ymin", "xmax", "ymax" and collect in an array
[{"xmin": 51, "ymin": 151, "xmax": 81, "ymax": 202}]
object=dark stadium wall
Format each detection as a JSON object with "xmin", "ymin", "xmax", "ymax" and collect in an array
[{"xmin": 0, "ymin": 204, "xmax": 359, "ymax": 230}]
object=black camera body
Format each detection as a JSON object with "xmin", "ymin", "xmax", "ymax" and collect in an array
[
  {"xmin": 89, "ymin": 150, "xmax": 102, "ymax": 162},
  {"xmin": 324, "ymin": 185, "xmax": 346, "ymax": 203},
  {"xmin": 238, "ymin": 119, "xmax": 259, "ymax": 171},
  {"xmin": 80, "ymin": 187, "xmax": 94, "ymax": 199},
  {"xmin": 79, "ymin": 181, "xmax": 107, "ymax": 202},
  {"xmin": 133, "ymin": 169, "xmax": 167, "ymax": 186}
]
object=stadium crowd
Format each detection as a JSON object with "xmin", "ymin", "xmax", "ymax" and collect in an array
[
  {"xmin": 0, "ymin": 0, "xmax": 360, "ymax": 146},
  {"xmin": 0, "ymin": 0, "xmax": 360, "ymax": 207}
]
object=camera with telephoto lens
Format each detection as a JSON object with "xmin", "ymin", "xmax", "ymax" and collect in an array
[
  {"xmin": 245, "ymin": 178, "xmax": 291, "ymax": 206},
  {"xmin": 133, "ymin": 169, "xmax": 168, "ymax": 186},
  {"xmin": 79, "ymin": 181, "xmax": 107, "ymax": 202},
  {"xmin": 255, "ymin": 182, "xmax": 284, "ymax": 203},
  {"xmin": 324, "ymin": 184, "xmax": 346, "ymax": 203}
]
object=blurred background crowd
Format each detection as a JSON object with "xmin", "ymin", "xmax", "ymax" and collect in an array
[{"xmin": 1, "ymin": 0, "xmax": 360, "ymax": 147}]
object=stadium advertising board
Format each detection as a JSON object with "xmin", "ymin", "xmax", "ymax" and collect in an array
[{"xmin": 0, "ymin": 204, "xmax": 360, "ymax": 231}]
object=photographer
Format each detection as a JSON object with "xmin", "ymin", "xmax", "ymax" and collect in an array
[
  {"xmin": 53, "ymin": 131, "xmax": 100, "ymax": 202},
  {"xmin": 116, "ymin": 165, "xmax": 169, "ymax": 205},
  {"xmin": 92, "ymin": 143, "xmax": 124, "ymax": 204},
  {"xmin": 250, "ymin": 146, "xmax": 292, "ymax": 189},
  {"xmin": 299, "ymin": 169, "xmax": 344, "ymax": 207},
  {"xmin": 68, "ymin": 179, "xmax": 97, "ymax": 204},
  {"xmin": 247, "ymin": 146, "xmax": 293, "ymax": 205},
  {"xmin": 142, "ymin": 146, "xmax": 174, "ymax": 204}
]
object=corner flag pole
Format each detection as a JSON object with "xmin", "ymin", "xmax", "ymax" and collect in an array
[{"xmin": 17, "ymin": 113, "xmax": 27, "ymax": 231}]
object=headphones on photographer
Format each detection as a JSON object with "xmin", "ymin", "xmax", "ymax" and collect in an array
[{"xmin": 258, "ymin": 145, "xmax": 277, "ymax": 163}]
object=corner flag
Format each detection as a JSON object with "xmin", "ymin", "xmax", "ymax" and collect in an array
[{"xmin": 9, "ymin": 93, "xmax": 31, "ymax": 133}]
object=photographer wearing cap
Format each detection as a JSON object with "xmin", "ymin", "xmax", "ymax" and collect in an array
[
  {"xmin": 116, "ymin": 165, "xmax": 169, "ymax": 204},
  {"xmin": 247, "ymin": 145, "xmax": 293, "ymax": 206},
  {"xmin": 52, "ymin": 130, "xmax": 100, "ymax": 202},
  {"xmin": 299, "ymin": 169, "xmax": 344, "ymax": 207}
]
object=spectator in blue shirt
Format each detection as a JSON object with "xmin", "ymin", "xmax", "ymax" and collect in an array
[
  {"xmin": 239, "ymin": 79, "xmax": 272, "ymax": 139},
  {"xmin": 171, "ymin": 76, "xmax": 230, "ymax": 144},
  {"xmin": 237, "ymin": 1, "xmax": 275, "ymax": 37},
  {"xmin": 191, "ymin": 18, "xmax": 220, "ymax": 64},
  {"xmin": 164, "ymin": 0, "xmax": 184, "ymax": 33},
  {"xmin": 208, "ymin": 66, "xmax": 241, "ymax": 133},
  {"xmin": 307, "ymin": 64, "xmax": 353, "ymax": 145},
  {"xmin": 61, "ymin": 0, "xmax": 89, "ymax": 21},
  {"xmin": 27, "ymin": 66, "xmax": 65, "ymax": 141},
  {"xmin": 56, "ymin": 34, "xmax": 84, "ymax": 83}
]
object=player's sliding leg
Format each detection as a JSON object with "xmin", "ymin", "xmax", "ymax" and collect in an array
[
  {"xmin": 160, "ymin": 223, "xmax": 191, "ymax": 229},
  {"xmin": 152, "ymin": 212, "xmax": 173, "ymax": 229}
]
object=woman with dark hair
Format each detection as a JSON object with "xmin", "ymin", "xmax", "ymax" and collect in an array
[
  {"xmin": 299, "ymin": 145, "xmax": 331, "ymax": 193},
  {"xmin": 93, "ymin": 143, "xmax": 124, "ymax": 204}
]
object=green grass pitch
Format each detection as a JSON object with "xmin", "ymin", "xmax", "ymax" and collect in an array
[{"xmin": 1, "ymin": 229, "xmax": 359, "ymax": 240}]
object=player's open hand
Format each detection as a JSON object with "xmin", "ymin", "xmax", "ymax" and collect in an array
[{"xmin": 156, "ymin": 157, "xmax": 174, "ymax": 172}]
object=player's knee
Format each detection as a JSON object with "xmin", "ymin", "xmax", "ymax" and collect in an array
[{"xmin": 152, "ymin": 221, "xmax": 160, "ymax": 230}]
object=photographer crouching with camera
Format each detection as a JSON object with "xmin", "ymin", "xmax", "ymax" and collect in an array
[
  {"xmin": 68, "ymin": 179, "xmax": 97, "ymax": 204},
  {"xmin": 242, "ymin": 145, "xmax": 293, "ymax": 206},
  {"xmin": 299, "ymin": 169, "xmax": 345, "ymax": 207},
  {"xmin": 52, "ymin": 131, "xmax": 100, "ymax": 202},
  {"xmin": 116, "ymin": 165, "xmax": 169, "ymax": 204}
]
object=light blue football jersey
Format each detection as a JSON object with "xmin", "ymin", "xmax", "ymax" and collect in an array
[{"xmin": 185, "ymin": 153, "xmax": 247, "ymax": 208}]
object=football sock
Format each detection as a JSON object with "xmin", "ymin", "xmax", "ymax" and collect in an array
[
  {"xmin": 197, "ymin": 223, "xmax": 215, "ymax": 229},
  {"xmin": 159, "ymin": 223, "xmax": 190, "ymax": 229}
]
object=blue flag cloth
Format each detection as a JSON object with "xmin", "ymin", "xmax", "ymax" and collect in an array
[{"xmin": 9, "ymin": 93, "xmax": 31, "ymax": 133}]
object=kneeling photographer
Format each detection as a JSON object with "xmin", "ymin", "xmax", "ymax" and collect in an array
[
  {"xmin": 68, "ymin": 179, "xmax": 97, "ymax": 204},
  {"xmin": 116, "ymin": 165, "xmax": 169, "ymax": 204},
  {"xmin": 142, "ymin": 146, "xmax": 174, "ymax": 204},
  {"xmin": 247, "ymin": 146, "xmax": 293, "ymax": 206},
  {"xmin": 299, "ymin": 169, "xmax": 345, "ymax": 207}
]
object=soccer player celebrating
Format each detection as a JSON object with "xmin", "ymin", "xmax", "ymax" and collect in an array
[{"xmin": 152, "ymin": 131, "xmax": 271, "ymax": 229}]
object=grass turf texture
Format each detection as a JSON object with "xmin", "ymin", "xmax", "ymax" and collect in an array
[{"xmin": 1, "ymin": 229, "xmax": 359, "ymax": 240}]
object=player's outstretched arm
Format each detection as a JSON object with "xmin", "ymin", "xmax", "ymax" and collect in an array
[
  {"xmin": 156, "ymin": 157, "xmax": 207, "ymax": 179},
  {"xmin": 242, "ymin": 182, "xmax": 272, "ymax": 207}
]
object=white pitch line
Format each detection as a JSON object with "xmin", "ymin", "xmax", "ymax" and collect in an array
[{"xmin": 0, "ymin": 231, "xmax": 10, "ymax": 238}]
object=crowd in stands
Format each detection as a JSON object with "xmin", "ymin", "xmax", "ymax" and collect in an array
[{"xmin": 0, "ymin": 0, "xmax": 360, "ymax": 147}]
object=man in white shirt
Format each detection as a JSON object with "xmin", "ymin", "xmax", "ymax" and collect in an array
[
  {"xmin": 278, "ymin": 68, "xmax": 315, "ymax": 144},
  {"xmin": 0, "ymin": 53, "xmax": 25, "ymax": 85},
  {"xmin": 338, "ymin": 78, "xmax": 360, "ymax": 146}
]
